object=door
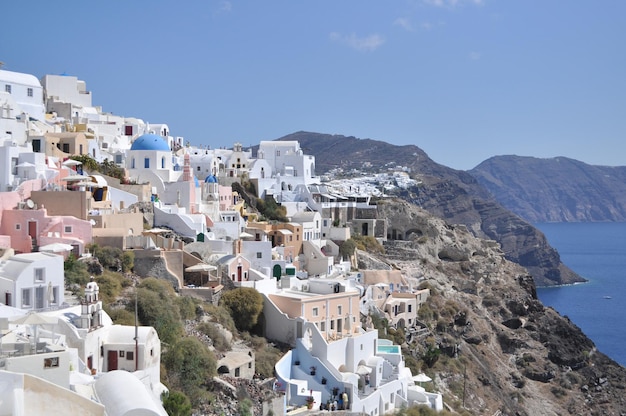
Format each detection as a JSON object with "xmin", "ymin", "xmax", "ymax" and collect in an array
[
  {"xmin": 28, "ymin": 220, "xmax": 37, "ymax": 244},
  {"xmin": 107, "ymin": 350, "xmax": 118, "ymax": 371},
  {"xmin": 35, "ymin": 286, "xmax": 45, "ymax": 309}
]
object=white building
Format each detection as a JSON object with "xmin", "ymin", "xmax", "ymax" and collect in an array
[
  {"xmin": 250, "ymin": 141, "xmax": 320, "ymax": 201},
  {"xmin": 1, "ymin": 69, "xmax": 46, "ymax": 122},
  {"xmin": 42, "ymin": 74, "xmax": 93, "ymax": 110},
  {"xmin": 0, "ymin": 252, "xmax": 65, "ymax": 310}
]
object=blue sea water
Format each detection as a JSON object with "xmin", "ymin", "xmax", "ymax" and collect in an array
[{"xmin": 535, "ymin": 222, "xmax": 626, "ymax": 367}]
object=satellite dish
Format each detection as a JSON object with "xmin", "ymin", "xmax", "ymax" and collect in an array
[{"xmin": 26, "ymin": 199, "xmax": 35, "ymax": 209}]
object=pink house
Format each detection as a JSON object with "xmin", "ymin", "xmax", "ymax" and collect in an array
[
  {"xmin": 0, "ymin": 205, "xmax": 92, "ymax": 256},
  {"xmin": 217, "ymin": 254, "xmax": 251, "ymax": 283}
]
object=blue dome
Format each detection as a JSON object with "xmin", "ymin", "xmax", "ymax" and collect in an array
[
  {"xmin": 130, "ymin": 134, "xmax": 170, "ymax": 151},
  {"xmin": 204, "ymin": 175, "xmax": 218, "ymax": 183}
]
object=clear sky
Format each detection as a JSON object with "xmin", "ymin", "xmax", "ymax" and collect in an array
[{"xmin": 2, "ymin": 1, "xmax": 624, "ymax": 170}]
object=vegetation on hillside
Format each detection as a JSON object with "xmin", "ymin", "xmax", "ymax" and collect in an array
[
  {"xmin": 63, "ymin": 253, "xmax": 286, "ymax": 412},
  {"xmin": 255, "ymin": 197, "xmax": 288, "ymax": 222},
  {"xmin": 68, "ymin": 155, "xmax": 126, "ymax": 181}
]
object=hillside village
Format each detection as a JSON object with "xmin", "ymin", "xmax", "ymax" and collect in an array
[{"xmin": 0, "ymin": 68, "xmax": 444, "ymax": 415}]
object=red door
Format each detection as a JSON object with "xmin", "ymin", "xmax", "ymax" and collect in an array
[
  {"xmin": 28, "ymin": 221, "xmax": 37, "ymax": 249},
  {"xmin": 108, "ymin": 350, "xmax": 118, "ymax": 371}
]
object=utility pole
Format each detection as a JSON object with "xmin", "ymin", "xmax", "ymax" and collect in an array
[{"xmin": 134, "ymin": 286, "xmax": 139, "ymax": 371}]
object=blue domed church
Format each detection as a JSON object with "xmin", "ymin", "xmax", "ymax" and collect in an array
[{"xmin": 126, "ymin": 133, "xmax": 182, "ymax": 195}]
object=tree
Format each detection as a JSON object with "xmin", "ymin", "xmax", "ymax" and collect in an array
[
  {"xmin": 339, "ymin": 239, "xmax": 356, "ymax": 260},
  {"xmin": 220, "ymin": 287, "xmax": 264, "ymax": 332}
]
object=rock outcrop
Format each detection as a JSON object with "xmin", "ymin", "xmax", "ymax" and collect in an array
[{"xmin": 373, "ymin": 199, "xmax": 626, "ymax": 415}]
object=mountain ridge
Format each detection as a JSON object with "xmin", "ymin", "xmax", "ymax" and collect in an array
[{"xmin": 469, "ymin": 155, "xmax": 626, "ymax": 223}]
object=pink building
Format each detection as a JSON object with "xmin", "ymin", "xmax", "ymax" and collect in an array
[
  {"xmin": 0, "ymin": 205, "xmax": 92, "ymax": 256},
  {"xmin": 217, "ymin": 254, "xmax": 251, "ymax": 283}
]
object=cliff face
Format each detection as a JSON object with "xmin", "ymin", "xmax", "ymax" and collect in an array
[
  {"xmin": 277, "ymin": 132, "xmax": 583, "ymax": 286},
  {"xmin": 469, "ymin": 155, "xmax": 626, "ymax": 222},
  {"xmin": 373, "ymin": 200, "xmax": 626, "ymax": 415}
]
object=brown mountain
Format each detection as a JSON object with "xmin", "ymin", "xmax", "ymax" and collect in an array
[
  {"xmin": 273, "ymin": 131, "xmax": 583, "ymax": 286},
  {"xmin": 469, "ymin": 155, "xmax": 626, "ymax": 222}
]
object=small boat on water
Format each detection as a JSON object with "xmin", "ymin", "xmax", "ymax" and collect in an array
[{"xmin": 603, "ymin": 296, "xmax": 612, "ymax": 299}]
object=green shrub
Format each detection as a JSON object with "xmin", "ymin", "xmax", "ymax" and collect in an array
[
  {"xmin": 162, "ymin": 390, "xmax": 192, "ymax": 416},
  {"xmin": 64, "ymin": 254, "xmax": 90, "ymax": 288}
]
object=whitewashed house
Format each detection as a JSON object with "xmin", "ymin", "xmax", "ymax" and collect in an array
[{"xmin": 0, "ymin": 252, "xmax": 64, "ymax": 310}]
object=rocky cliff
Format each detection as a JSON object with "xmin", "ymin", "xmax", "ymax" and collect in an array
[
  {"xmin": 469, "ymin": 155, "xmax": 626, "ymax": 223},
  {"xmin": 276, "ymin": 132, "xmax": 583, "ymax": 286},
  {"xmin": 372, "ymin": 199, "xmax": 626, "ymax": 415}
]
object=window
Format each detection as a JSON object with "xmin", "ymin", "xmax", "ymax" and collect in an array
[
  {"xmin": 64, "ymin": 225, "xmax": 73, "ymax": 234},
  {"xmin": 408, "ymin": 305, "xmax": 412, "ymax": 312},
  {"xmin": 235, "ymin": 368, "xmax": 240, "ymax": 377},
  {"xmin": 27, "ymin": 87, "xmax": 33, "ymax": 97},
  {"xmin": 197, "ymin": 166, "xmax": 201, "ymax": 171},
  {"xmin": 5, "ymin": 85, "xmax": 11, "ymax": 94},
  {"xmin": 161, "ymin": 156, "xmax": 165, "ymax": 169},
  {"xmin": 125, "ymin": 125, "xmax": 133, "ymax": 136},
  {"xmin": 321, "ymin": 321, "xmax": 326, "ymax": 331},
  {"xmin": 338, "ymin": 305, "xmax": 342, "ymax": 315},
  {"xmin": 144, "ymin": 158, "xmax": 150, "ymax": 168},
  {"xmin": 44, "ymin": 357, "xmax": 59, "ymax": 368},
  {"xmin": 276, "ymin": 150, "xmax": 280, "ymax": 156},
  {"xmin": 51, "ymin": 287, "xmax": 59, "ymax": 304},
  {"xmin": 22, "ymin": 288, "xmax": 31, "ymax": 307},
  {"xmin": 312, "ymin": 307, "xmax": 319, "ymax": 317},
  {"xmin": 330, "ymin": 320, "xmax": 335, "ymax": 330},
  {"xmin": 34, "ymin": 268, "xmax": 45, "ymax": 283},
  {"xmin": 119, "ymin": 350, "xmax": 125, "ymax": 357},
  {"xmin": 15, "ymin": 224, "xmax": 20, "ymax": 230},
  {"xmin": 248, "ymin": 362, "xmax": 252, "ymax": 368},
  {"xmin": 126, "ymin": 351, "xmax": 134, "ymax": 360},
  {"xmin": 131, "ymin": 158, "xmax": 135, "ymax": 169},
  {"xmin": 256, "ymin": 252, "xmax": 262, "ymax": 259}
]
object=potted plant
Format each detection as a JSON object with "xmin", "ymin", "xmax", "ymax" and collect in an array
[
  {"xmin": 310, "ymin": 366, "xmax": 316, "ymax": 376},
  {"xmin": 305, "ymin": 396, "xmax": 315, "ymax": 409},
  {"xmin": 321, "ymin": 377, "xmax": 327, "ymax": 385}
]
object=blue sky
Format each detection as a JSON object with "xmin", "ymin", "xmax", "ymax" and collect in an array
[{"xmin": 2, "ymin": 1, "xmax": 624, "ymax": 170}]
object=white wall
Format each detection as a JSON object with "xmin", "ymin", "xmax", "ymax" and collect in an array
[{"xmin": 42, "ymin": 74, "xmax": 92, "ymax": 108}]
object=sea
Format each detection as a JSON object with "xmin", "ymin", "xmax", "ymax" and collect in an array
[{"xmin": 535, "ymin": 222, "xmax": 626, "ymax": 368}]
